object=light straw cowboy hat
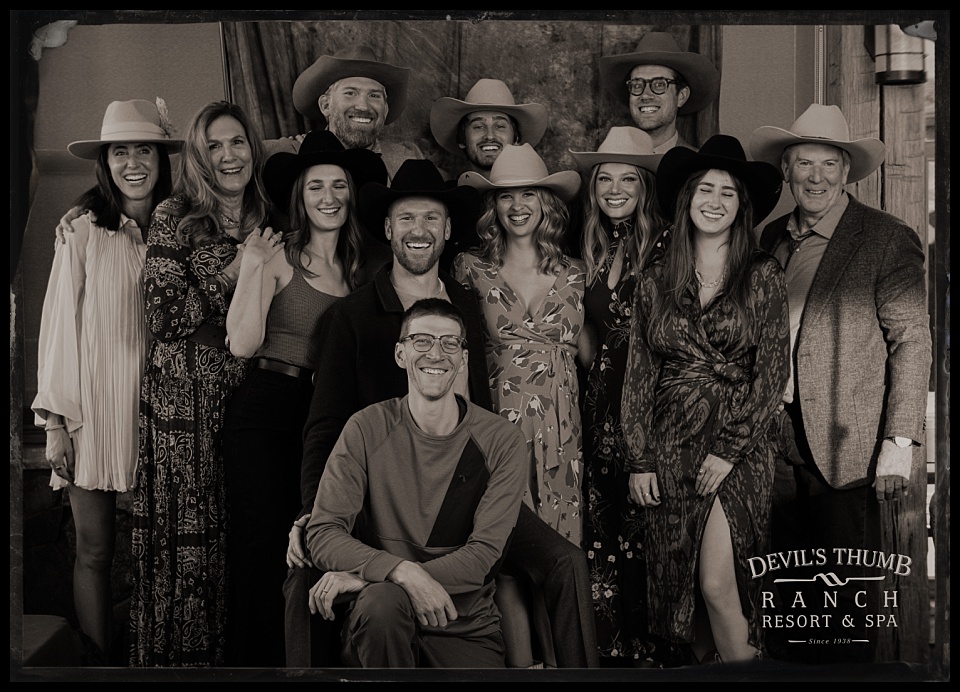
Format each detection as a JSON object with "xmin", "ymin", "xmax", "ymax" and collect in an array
[
  {"xmin": 292, "ymin": 45, "xmax": 411, "ymax": 125},
  {"xmin": 569, "ymin": 126, "xmax": 663, "ymax": 174},
  {"xmin": 656, "ymin": 134, "xmax": 783, "ymax": 222},
  {"xmin": 429, "ymin": 78, "xmax": 549, "ymax": 155},
  {"xmin": 749, "ymin": 103, "xmax": 887, "ymax": 183},
  {"xmin": 458, "ymin": 143, "xmax": 581, "ymax": 203},
  {"xmin": 599, "ymin": 31, "xmax": 721, "ymax": 114},
  {"xmin": 68, "ymin": 98, "xmax": 182, "ymax": 160}
]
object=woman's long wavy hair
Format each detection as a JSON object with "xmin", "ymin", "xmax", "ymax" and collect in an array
[
  {"xmin": 284, "ymin": 166, "xmax": 365, "ymax": 292},
  {"xmin": 475, "ymin": 187, "xmax": 571, "ymax": 275},
  {"xmin": 580, "ymin": 163, "xmax": 665, "ymax": 286},
  {"xmin": 647, "ymin": 168, "xmax": 758, "ymax": 352},
  {"xmin": 171, "ymin": 101, "xmax": 270, "ymax": 248},
  {"xmin": 73, "ymin": 143, "xmax": 174, "ymax": 232}
]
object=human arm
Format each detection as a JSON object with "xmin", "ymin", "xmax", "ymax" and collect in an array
[
  {"xmin": 286, "ymin": 514, "xmax": 314, "ymax": 569},
  {"xmin": 54, "ymin": 206, "xmax": 97, "ymax": 244},
  {"xmin": 308, "ymin": 570, "xmax": 369, "ymax": 620},
  {"xmin": 225, "ymin": 227, "xmax": 284, "ymax": 358},
  {"xmin": 577, "ymin": 320, "xmax": 597, "ymax": 370}
]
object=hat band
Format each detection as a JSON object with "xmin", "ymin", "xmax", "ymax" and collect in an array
[
  {"xmin": 100, "ymin": 121, "xmax": 168, "ymax": 140},
  {"xmin": 490, "ymin": 176, "xmax": 547, "ymax": 186}
]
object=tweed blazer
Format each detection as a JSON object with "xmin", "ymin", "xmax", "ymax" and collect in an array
[{"xmin": 760, "ymin": 194, "xmax": 931, "ymax": 490}]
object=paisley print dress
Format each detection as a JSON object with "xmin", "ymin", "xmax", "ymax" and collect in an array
[
  {"xmin": 453, "ymin": 252, "xmax": 585, "ymax": 546},
  {"xmin": 129, "ymin": 196, "xmax": 250, "ymax": 667},
  {"xmin": 621, "ymin": 250, "xmax": 789, "ymax": 650}
]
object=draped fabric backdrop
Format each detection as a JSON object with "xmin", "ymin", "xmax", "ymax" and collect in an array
[{"xmin": 222, "ymin": 20, "xmax": 721, "ymax": 177}]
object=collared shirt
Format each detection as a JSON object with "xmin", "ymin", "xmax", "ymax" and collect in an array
[
  {"xmin": 775, "ymin": 192, "xmax": 849, "ymax": 403},
  {"xmin": 652, "ymin": 132, "xmax": 680, "ymax": 154}
]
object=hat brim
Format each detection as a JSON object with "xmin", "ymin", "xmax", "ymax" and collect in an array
[
  {"xmin": 599, "ymin": 51, "xmax": 720, "ymax": 114},
  {"xmin": 293, "ymin": 56, "xmax": 410, "ymax": 126},
  {"xmin": 458, "ymin": 169, "xmax": 581, "ymax": 204},
  {"xmin": 358, "ymin": 182, "xmax": 481, "ymax": 246},
  {"xmin": 67, "ymin": 137, "xmax": 183, "ymax": 161},
  {"xmin": 656, "ymin": 147, "xmax": 783, "ymax": 223},
  {"xmin": 748, "ymin": 127, "xmax": 887, "ymax": 184},
  {"xmin": 263, "ymin": 147, "xmax": 388, "ymax": 214},
  {"xmin": 568, "ymin": 150, "xmax": 663, "ymax": 175},
  {"xmin": 429, "ymin": 100, "xmax": 548, "ymax": 156}
]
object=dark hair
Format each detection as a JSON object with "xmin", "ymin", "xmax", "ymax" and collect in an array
[
  {"xmin": 475, "ymin": 187, "xmax": 570, "ymax": 275},
  {"xmin": 456, "ymin": 112, "xmax": 522, "ymax": 149},
  {"xmin": 285, "ymin": 166, "xmax": 365, "ymax": 291},
  {"xmin": 171, "ymin": 100, "xmax": 270, "ymax": 248},
  {"xmin": 400, "ymin": 298, "xmax": 466, "ymax": 340},
  {"xmin": 72, "ymin": 143, "xmax": 174, "ymax": 232},
  {"xmin": 647, "ymin": 168, "xmax": 757, "ymax": 352}
]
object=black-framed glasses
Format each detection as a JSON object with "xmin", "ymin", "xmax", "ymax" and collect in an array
[
  {"xmin": 625, "ymin": 77, "xmax": 679, "ymax": 96},
  {"xmin": 400, "ymin": 333, "xmax": 467, "ymax": 354}
]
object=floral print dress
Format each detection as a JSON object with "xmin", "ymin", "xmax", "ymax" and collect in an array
[{"xmin": 453, "ymin": 252, "xmax": 585, "ymax": 546}]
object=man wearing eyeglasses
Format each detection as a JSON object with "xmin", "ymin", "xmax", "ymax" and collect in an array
[
  {"xmin": 599, "ymin": 31, "xmax": 721, "ymax": 152},
  {"xmin": 304, "ymin": 298, "xmax": 527, "ymax": 667}
]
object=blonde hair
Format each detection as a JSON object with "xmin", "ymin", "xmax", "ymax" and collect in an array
[{"xmin": 475, "ymin": 187, "xmax": 570, "ymax": 275}]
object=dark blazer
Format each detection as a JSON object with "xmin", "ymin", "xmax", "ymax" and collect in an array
[
  {"xmin": 760, "ymin": 194, "xmax": 931, "ymax": 489},
  {"xmin": 298, "ymin": 262, "xmax": 492, "ymax": 517}
]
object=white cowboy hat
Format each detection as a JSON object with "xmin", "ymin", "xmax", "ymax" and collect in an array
[
  {"xmin": 749, "ymin": 104, "xmax": 887, "ymax": 183},
  {"xmin": 568, "ymin": 126, "xmax": 663, "ymax": 174},
  {"xmin": 458, "ymin": 143, "xmax": 581, "ymax": 203},
  {"xmin": 429, "ymin": 78, "xmax": 548, "ymax": 155},
  {"xmin": 68, "ymin": 98, "xmax": 182, "ymax": 160}
]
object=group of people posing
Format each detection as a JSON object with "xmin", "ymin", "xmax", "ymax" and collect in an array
[{"xmin": 33, "ymin": 31, "xmax": 931, "ymax": 671}]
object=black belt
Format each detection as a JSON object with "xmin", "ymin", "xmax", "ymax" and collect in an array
[
  {"xmin": 254, "ymin": 357, "xmax": 313, "ymax": 382},
  {"xmin": 185, "ymin": 323, "xmax": 229, "ymax": 350}
]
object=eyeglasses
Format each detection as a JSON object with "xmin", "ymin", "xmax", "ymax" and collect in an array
[
  {"xmin": 400, "ymin": 333, "xmax": 467, "ymax": 354},
  {"xmin": 625, "ymin": 77, "xmax": 679, "ymax": 96}
]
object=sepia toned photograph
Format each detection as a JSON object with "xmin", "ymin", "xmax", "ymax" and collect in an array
[{"xmin": 11, "ymin": 10, "xmax": 949, "ymax": 682}]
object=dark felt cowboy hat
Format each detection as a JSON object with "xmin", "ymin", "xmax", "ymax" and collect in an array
[
  {"xmin": 599, "ymin": 31, "xmax": 721, "ymax": 114},
  {"xmin": 429, "ymin": 78, "xmax": 549, "ymax": 156},
  {"xmin": 656, "ymin": 134, "xmax": 783, "ymax": 222},
  {"xmin": 568, "ymin": 126, "xmax": 663, "ymax": 175},
  {"xmin": 749, "ymin": 103, "xmax": 886, "ymax": 183},
  {"xmin": 458, "ymin": 143, "xmax": 581, "ymax": 203},
  {"xmin": 292, "ymin": 45, "xmax": 411, "ymax": 126},
  {"xmin": 262, "ymin": 130, "xmax": 388, "ymax": 214},
  {"xmin": 68, "ymin": 98, "xmax": 182, "ymax": 159},
  {"xmin": 359, "ymin": 159, "xmax": 480, "ymax": 244}
]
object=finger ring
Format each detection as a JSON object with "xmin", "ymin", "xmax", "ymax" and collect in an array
[
  {"xmin": 698, "ymin": 469, "xmax": 705, "ymax": 475},
  {"xmin": 321, "ymin": 588, "xmax": 329, "ymax": 593},
  {"xmin": 642, "ymin": 492, "xmax": 650, "ymax": 497}
]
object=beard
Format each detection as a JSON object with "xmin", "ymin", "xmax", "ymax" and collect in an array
[
  {"xmin": 327, "ymin": 109, "xmax": 383, "ymax": 150},
  {"xmin": 391, "ymin": 236, "xmax": 445, "ymax": 276}
]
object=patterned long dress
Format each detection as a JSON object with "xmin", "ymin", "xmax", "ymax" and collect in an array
[
  {"xmin": 621, "ymin": 249, "xmax": 789, "ymax": 650},
  {"xmin": 453, "ymin": 252, "xmax": 585, "ymax": 545},
  {"xmin": 581, "ymin": 221, "xmax": 682, "ymax": 664},
  {"xmin": 129, "ymin": 195, "xmax": 250, "ymax": 667}
]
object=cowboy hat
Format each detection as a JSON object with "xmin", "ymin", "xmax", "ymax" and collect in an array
[
  {"xmin": 292, "ymin": 45, "xmax": 411, "ymax": 125},
  {"xmin": 599, "ymin": 31, "xmax": 721, "ymax": 114},
  {"xmin": 656, "ymin": 134, "xmax": 783, "ymax": 222},
  {"xmin": 359, "ymin": 159, "xmax": 480, "ymax": 244},
  {"xmin": 68, "ymin": 98, "xmax": 182, "ymax": 160},
  {"xmin": 429, "ymin": 78, "xmax": 549, "ymax": 156},
  {"xmin": 568, "ymin": 126, "xmax": 663, "ymax": 174},
  {"xmin": 262, "ymin": 130, "xmax": 388, "ymax": 214},
  {"xmin": 748, "ymin": 104, "xmax": 886, "ymax": 183},
  {"xmin": 458, "ymin": 143, "xmax": 581, "ymax": 203}
]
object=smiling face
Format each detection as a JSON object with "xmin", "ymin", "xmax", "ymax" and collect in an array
[
  {"xmin": 459, "ymin": 110, "xmax": 518, "ymax": 170},
  {"xmin": 595, "ymin": 163, "xmax": 643, "ymax": 221},
  {"xmin": 320, "ymin": 77, "xmax": 388, "ymax": 150},
  {"xmin": 385, "ymin": 197, "xmax": 451, "ymax": 276},
  {"xmin": 783, "ymin": 143, "xmax": 849, "ymax": 228},
  {"xmin": 395, "ymin": 313, "xmax": 467, "ymax": 401},
  {"xmin": 302, "ymin": 164, "xmax": 350, "ymax": 233},
  {"xmin": 689, "ymin": 169, "xmax": 739, "ymax": 238},
  {"xmin": 206, "ymin": 115, "xmax": 253, "ymax": 199},
  {"xmin": 628, "ymin": 64, "xmax": 690, "ymax": 147},
  {"xmin": 495, "ymin": 187, "xmax": 543, "ymax": 241},
  {"xmin": 107, "ymin": 142, "xmax": 160, "ymax": 205}
]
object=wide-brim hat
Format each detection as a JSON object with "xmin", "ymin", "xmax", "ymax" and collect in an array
[
  {"xmin": 68, "ymin": 98, "xmax": 183, "ymax": 160},
  {"xmin": 293, "ymin": 45, "xmax": 410, "ymax": 126},
  {"xmin": 749, "ymin": 103, "xmax": 887, "ymax": 183},
  {"xmin": 458, "ymin": 143, "xmax": 581, "ymax": 203},
  {"xmin": 569, "ymin": 126, "xmax": 663, "ymax": 174},
  {"xmin": 599, "ymin": 31, "xmax": 721, "ymax": 114},
  {"xmin": 263, "ymin": 130, "xmax": 388, "ymax": 214},
  {"xmin": 359, "ymin": 159, "xmax": 480, "ymax": 245},
  {"xmin": 429, "ymin": 78, "xmax": 549, "ymax": 155},
  {"xmin": 656, "ymin": 134, "xmax": 783, "ymax": 222}
]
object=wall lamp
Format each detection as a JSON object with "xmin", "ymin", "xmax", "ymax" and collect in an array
[{"xmin": 864, "ymin": 24, "xmax": 928, "ymax": 86}]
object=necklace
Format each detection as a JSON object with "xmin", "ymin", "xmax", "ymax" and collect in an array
[{"xmin": 694, "ymin": 264, "xmax": 727, "ymax": 289}]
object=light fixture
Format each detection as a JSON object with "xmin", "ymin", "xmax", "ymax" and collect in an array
[{"xmin": 865, "ymin": 25, "xmax": 927, "ymax": 86}]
